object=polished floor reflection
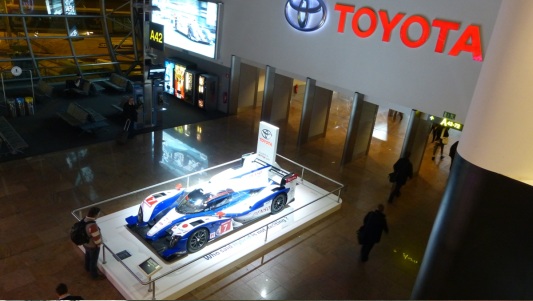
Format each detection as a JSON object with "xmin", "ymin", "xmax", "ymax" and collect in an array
[{"xmin": 0, "ymin": 96, "xmax": 459, "ymax": 299}]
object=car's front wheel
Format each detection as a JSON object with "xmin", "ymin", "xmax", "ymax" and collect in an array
[
  {"xmin": 169, "ymin": 235, "xmax": 179, "ymax": 248},
  {"xmin": 271, "ymin": 193, "xmax": 287, "ymax": 214},
  {"xmin": 187, "ymin": 228, "xmax": 209, "ymax": 253},
  {"xmin": 137, "ymin": 206, "xmax": 143, "ymax": 224}
]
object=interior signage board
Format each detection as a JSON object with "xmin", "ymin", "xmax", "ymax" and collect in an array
[
  {"xmin": 149, "ymin": 21, "xmax": 164, "ymax": 51},
  {"xmin": 284, "ymin": 0, "xmax": 484, "ymax": 61},
  {"xmin": 138, "ymin": 257, "xmax": 162, "ymax": 278},
  {"xmin": 429, "ymin": 115, "xmax": 463, "ymax": 131}
]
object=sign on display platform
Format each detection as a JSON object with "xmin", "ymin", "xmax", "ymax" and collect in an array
[
  {"xmin": 138, "ymin": 257, "xmax": 162, "ymax": 278},
  {"xmin": 256, "ymin": 122, "xmax": 279, "ymax": 165}
]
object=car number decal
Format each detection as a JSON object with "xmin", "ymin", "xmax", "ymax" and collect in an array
[
  {"xmin": 144, "ymin": 196, "xmax": 158, "ymax": 207},
  {"xmin": 217, "ymin": 219, "xmax": 232, "ymax": 236}
]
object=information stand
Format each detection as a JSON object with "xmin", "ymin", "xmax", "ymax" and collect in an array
[
  {"xmin": 138, "ymin": 257, "xmax": 162, "ymax": 299},
  {"xmin": 138, "ymin": 257, "xmax": 162, "ymax": 278}
]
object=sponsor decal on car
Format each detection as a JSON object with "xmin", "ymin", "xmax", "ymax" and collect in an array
[{"xmin": 251, "ymin": 204, "xmax": 272, "ymax": 217}]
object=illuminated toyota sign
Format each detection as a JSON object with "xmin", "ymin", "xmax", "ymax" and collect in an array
[
  {"xmin": 285, "ymin": 0, "xmax": 484, "ymax": 61},
  {"xmin": 285, "ymin": 0, "xmax": 327, "ymax": 32}
]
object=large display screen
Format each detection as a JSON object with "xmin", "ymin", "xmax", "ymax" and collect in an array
[
  {"xmin": 148, "ymin": 65, "xmax": 165, "ymax": 79},
  {"xmin": 151, "ymin": 0, "xmax": 221, "ymax": 59},
  {"xmin": 7, "ymin": 0, "xmax": 77, "ymax": 15},
  {"xmin": 46, "ymin": 0, "xmax": 76, "ymax": 15}
]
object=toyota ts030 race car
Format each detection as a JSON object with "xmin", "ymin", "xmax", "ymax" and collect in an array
[{"xmin": 125, "ymin": 153, "xmax": 298, "ymax": 260}]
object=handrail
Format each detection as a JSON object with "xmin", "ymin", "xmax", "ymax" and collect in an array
[{"xmin": 150, "ymin": 184, "xmax": 343, "ymax": 283}]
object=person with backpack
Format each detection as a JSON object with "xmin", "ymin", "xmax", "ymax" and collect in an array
[
  {"xmin": 83, "ymin": 207, "xmax": 104, "ymax": 280},
  {"xmin": 358, "ymin": 204, "xmax": 389, "ymax": 262}
]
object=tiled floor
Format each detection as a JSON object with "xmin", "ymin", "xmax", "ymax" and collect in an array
[{"xmin": 0, "ymin": 95, "xmax": 459, "ymax": 299}]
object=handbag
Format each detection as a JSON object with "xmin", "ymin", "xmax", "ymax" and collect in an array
[
  {"xmin": 115, "ymin": 119, "xmax": 131, "ymax": 145},
  {"xmin": 388, "ymin": 172, "xmax": 397, "ymax": 183}
]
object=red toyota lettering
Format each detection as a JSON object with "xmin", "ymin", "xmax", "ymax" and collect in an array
[
  {"xmin": 400, "ymin": 15, "xmax": 431, "ymax": 48},
  {"xmin": 334, "ymin": 3, "xmax": 354, "ymax": 33},
  {"xmin": 333, "ymin": 3, "xmax": 484, "ymax": 61},
  {"xmin": 432, "ymin": 19, "xmax": 461, "ymax": 53},
  {"xmin": 449, "ymin": 24, "xmax": 483, "ymax": 61},
  {"xmin": 379, "ymin": 10, "xmax": 405, "ymax": 42},
  {"xmin": 352, "ymin": 7, "xmax": 377, "ymax": 38}
]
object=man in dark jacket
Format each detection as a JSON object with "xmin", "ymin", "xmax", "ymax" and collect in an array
[
  {"xmin": 122, "ymin": 97, "xmax": 138, "ymax": 138},
  {"xmin": 388, "ymin": 152, "xmax": 413, "ymax": 203},
  {"xmin": 449, "ymin": 141, "xmax": 459, "ymax": 169},
  {"xmin": 359, "ymin": 204, "xmax": 389, "ymax": 262}
]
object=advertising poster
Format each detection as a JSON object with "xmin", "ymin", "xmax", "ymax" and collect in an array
[{"xmin": 174, "ymin": 64, "xmax": 186, "ymax": 99}]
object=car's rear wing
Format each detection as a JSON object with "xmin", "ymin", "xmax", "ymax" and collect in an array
[{"xmin": 251, "ymin": 155, "xmax": 298, "ymax": 202}]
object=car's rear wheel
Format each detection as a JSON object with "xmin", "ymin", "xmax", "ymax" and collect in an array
[
  {"xmin": 187, "ymin": 228, "xmax": 209, "ymax": 253},
  {"xmin": 271, "ymin": 193, "xmax": 287, "ymax": 214}
]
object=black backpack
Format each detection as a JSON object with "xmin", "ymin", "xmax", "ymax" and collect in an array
[{"xmin": 70, "ymin": 219, "xmax": 95, "ymax": 245}]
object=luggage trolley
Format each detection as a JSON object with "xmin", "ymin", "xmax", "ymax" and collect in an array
[{"xmin": 1, "ymin": 66, "xmax": 36, "ymax": 117}]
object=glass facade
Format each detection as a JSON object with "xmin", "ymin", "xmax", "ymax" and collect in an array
[{"xmin": 0, "ymin": 0, "xmax": 141, "ymax": 85}]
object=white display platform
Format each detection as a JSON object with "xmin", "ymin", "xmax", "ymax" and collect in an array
[{"xmin": 89, "ymin": 179, "xmax": 342, "ymax": 300}]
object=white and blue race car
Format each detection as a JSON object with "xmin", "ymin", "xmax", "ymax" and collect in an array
[{"xmin": 125, "ymin": 153, "xmax": 298, "ymax": 260}]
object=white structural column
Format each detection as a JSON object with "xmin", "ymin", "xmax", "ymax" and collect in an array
[
  {"xmin": 459, "ymin": 0, "xmax": 533, "ymax": 185},
  {"xmin": 412, "ymin": 1, "xmax": 533, "ymax": 299}
]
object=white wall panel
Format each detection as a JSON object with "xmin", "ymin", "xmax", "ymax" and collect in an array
[{"xmin": 218, "ymin": 0, "xmax": 502, "ymax": 122}]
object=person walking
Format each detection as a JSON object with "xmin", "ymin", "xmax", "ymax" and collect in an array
[
  {"xmin": 392, "ymin": 110, "xmax": 403, "ymax": 122},
  {"xmin": 122, "ymin": 97, "xmax": 138, "ymax": 138},
  {"xmin": 430, "ymin": 124, "xmax": 442, "ymax": 143},
  {"xmin": 359, "ymin": 204, "xmax": 389, "ymax": 262},
  {"xmin": 388, "ymin": 152, "xmax": 413, "ymax": 203},
  {"xmin": 449, "ymin": 141, "xmax": 459, "ymax": 169},
  {"xmin": 55, "ymin": 283, "xmax": 84, "ymax": 300},
  {"xmin": 432, "ymin": 127, "xmax": 449, "ymax": 160},
  {"xmin": 83, "ymin": 207, "xmax": 104, "ymax": 280}
]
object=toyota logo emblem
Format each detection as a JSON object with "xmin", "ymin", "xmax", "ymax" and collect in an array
[
  {"xmin": 261, "ymin": 129, "xmax": 272, "ymax": 140},
  {"xmin": 285, "ymin": 0, "xmax": 327, "ymax": 32}
]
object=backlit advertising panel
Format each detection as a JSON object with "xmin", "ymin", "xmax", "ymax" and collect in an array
[
  {"xmin": 151, "ymin": 0, "xmax": 222, "ymax": 59},
  {"xmin": 174, "ymin": 64, "xmax": 186, "ymax": 99}
]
